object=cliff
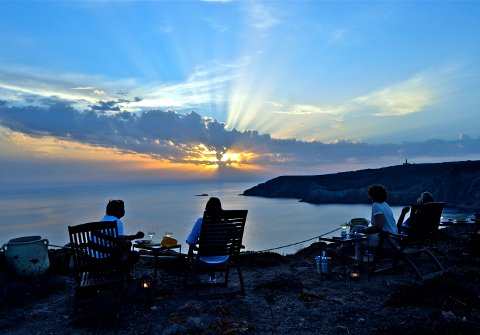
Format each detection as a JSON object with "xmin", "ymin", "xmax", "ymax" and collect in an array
[{"xmin": 243, "ymin": 160, "xmax": 480, "ymax": 210}]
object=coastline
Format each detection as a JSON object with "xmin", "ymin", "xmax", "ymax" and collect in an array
[{"xmin": 242, "ymin": 160, "xmax": 480, "ymax": 210}]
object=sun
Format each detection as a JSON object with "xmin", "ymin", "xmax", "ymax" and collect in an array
[{"xmin": 219, "ymin": 151, "xmax": 255, "ymax": 168}]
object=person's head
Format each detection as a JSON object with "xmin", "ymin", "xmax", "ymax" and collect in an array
[
  {"xmin": 205, "ymin": 197, "xmax": 222, "ymax": 216},
  {"xmin": 106, "ymin": 199, "xmax": 125, "ymax": 219},
  {"xmin": 368, "ymin": 185, "xmax": 388, "ymax": 203},
  {"xmin": 417, "ymin": 191, "xmax": 434, "ymax": 204}
]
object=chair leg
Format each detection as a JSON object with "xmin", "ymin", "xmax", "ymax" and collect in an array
[
  {"xmin": 184, "ymin": 268, "xmax": 189, "ymax": 288},
  {"xmin": 369, "ymin": 236, "xmax": 385, "ymax": 276},
  {"xmin": 401, "ymin": 253, "xmax": 424, "ymax": 280},
  {"xmin": 400, "ymin": 248, "xmax": 445, "ymax": 281},
  {"xmin": 391, "ymin": 244, "xmax": 406, "ymax": 271},
  {"xmin": 424, "ymin": 249, "xmax": 445, "ymax": 272},
  {"xmin": 224, "ymin": 268, "xmax": 230, "ymax": 288},
  {"xmin": 236, "ymin": 265, "xmax": 245, "ymax": 295}
]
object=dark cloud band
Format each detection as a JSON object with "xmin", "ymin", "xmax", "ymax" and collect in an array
[{"xmin": 0, "ymin": 97, "xmax": 479, "ymax": 168}]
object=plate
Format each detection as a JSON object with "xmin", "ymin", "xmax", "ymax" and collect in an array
[
  {"xmin": 135, "ymin": 239, "xmax": 151, "ymax": 245},
  {"xmin": 348, "ymin": 233, "xmax": 366, "ymax": 239}
]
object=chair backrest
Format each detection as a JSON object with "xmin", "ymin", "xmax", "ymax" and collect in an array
[
  {"xmin": 349, "ymin": 218, "xmax": 369, "ymax": 232},
  {"xmin": 197, "ymin": 210, "xmax": 248, "ymax": 259},
  {"xmin": 408, "ymin": 202, "xmax": 445, "ymax": 242},
  {"xmin": 68, "ymin": 221, "xmax": 120, "ymax": 274}
]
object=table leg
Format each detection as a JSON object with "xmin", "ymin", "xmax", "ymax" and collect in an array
[{"xmin": 153, "ymin": 252, "xmax": 158, "ymax": 281}]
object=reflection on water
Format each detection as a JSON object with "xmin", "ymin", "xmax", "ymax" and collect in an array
[{"xmin": 0, "ymin": 181, "xmax": 472, "ymax": 254}]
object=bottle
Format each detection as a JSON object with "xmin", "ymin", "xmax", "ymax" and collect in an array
[{"xmin": 315, "ymin": 256, "xmax": 321, "ymax": 274}]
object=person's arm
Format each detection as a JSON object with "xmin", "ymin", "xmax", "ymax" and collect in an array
[
  {"xmin": 187, "ymin": 218, "xmax": 202, "ymax": 245},
  {"xmin": 364, "ymin": 213, "xmax": 385, "ymax": 234},
  {"xmin": 122, "ymin": 231, "xmax": 144, "ymax": 240},
  {"xmin": 116, "ymin": 231, "xmax": 144, "ymax": 248},
  {"xmin": 397, "ymin": 206, "xmax": 410, "ymax": 231}
]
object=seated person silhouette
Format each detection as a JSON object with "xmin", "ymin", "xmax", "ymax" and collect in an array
[
  {"xmin": 352, "ymin": 185, "xmax": 398, "ymax": 261},
  {"xmin": 186, "ymin": 197, "xmax": 227, "ymax": 283},
  {"xmin": 92, "ymin": 200, "xmax": 144, "ymax": 272},
  {"xmin": 396, "ymin": 191, "xmax": 434, "ymax": 234}
]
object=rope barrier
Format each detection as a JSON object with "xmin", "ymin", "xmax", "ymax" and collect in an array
[
  {"xmin": 244, "ymin": 227, "xmax": 342, "ymax": 254},
  {"xmin": 45, "ymin": 227, "xmax": 343, "ymax": 254}
]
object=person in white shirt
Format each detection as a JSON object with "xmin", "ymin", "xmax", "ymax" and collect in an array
[
  {"xmin": 353, "ymin": 185, "xmax": 398, "ymax": 260},
  {"xmin": 93, "ymin": 200, "xmax": 144, "ymax": 272},
  {"xmin": 100, "ymin": 199, "xmax": 144, "ymax": 247}
]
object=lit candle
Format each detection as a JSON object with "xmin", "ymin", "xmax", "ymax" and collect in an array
[
  {"xmin": 140, "ymin": 275, "xmax": 152, "ymax": 289},
  {"xmin": 350, "ymin": 271, "xmax": 361, "ymax": 280}
]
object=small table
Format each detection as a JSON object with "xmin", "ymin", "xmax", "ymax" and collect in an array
[
  {"xmin": 319, "ymin": 234, "xmax": 369, "ymax": 284},
  {"xmin": 134, "ymin": 243, "xmax": 182, "ymax": 281}
]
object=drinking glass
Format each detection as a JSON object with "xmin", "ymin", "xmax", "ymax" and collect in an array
[
  {"xmin": 164, "ymin": 231, "xmax": 172, "ymax": 238},
  {"xmin": 148, "ymin": 231, "xmax": 156, "ymax": 241}
]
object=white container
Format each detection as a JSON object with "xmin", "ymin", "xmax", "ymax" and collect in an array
[{"xmin": 2, "ymin": 236, "xmax": 50, "ymax": 276}]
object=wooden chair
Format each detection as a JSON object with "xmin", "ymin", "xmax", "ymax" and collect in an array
[
  {"xmin": 68, "ymin": 221, "xmax": 129, "ymax": 294},
  {"xmin": 185, "ymin": 210, "xmax": 248, "ymax": 295},
  {"xmin": 370, "ymin": 202, "xmax": 446, "ymax": 281}
]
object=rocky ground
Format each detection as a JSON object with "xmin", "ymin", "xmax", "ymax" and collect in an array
[{"xmin": 1, "ymin": 230, "xmax": 479, "ymax": 335}]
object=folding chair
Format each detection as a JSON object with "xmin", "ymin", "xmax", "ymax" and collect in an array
[{"xmin": 370, "ymin": 202, "xmax": 445, "ymax": 281}]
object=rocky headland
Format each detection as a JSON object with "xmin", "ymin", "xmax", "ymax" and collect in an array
[{"xmin": 243, "ymin": 160, "xmax": 480, "ymax": 210}]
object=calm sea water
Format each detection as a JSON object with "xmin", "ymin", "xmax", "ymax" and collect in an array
[{"xmin": 0, "ymin": 181, "xmax": 466, "ymax": 254}]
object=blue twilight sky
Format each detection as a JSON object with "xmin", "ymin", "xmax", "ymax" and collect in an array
[{"xmin": 0, "ymin": 0, "xmax": 480, "ymax": 185}]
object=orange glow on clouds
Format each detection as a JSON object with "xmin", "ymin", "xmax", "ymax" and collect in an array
[{"xmin": 1, "ymin": 129, "xmax": 264, "ymax": 179}]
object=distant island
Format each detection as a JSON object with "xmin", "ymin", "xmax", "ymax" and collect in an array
[{"xmin": 243, "ymin": 160, "xmax": 480, "ymax": 210}]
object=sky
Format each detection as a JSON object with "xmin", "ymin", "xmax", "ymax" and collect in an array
[{"xmin": 1, "ymin": 0, "xmax": 480, "ymax": 185}]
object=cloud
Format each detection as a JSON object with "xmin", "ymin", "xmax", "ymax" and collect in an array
[
  {"xmin": 353, "ymin": 75, "xmax": 434, "ymax": 116},
  {"xmin": 128, "ymin": 60, "xmax": 245, "ymax": 110},
  {"xmin": 0, "ymin": 65, "xmax": 131, "ymax": 109},
  {"xmin": 0, "ymin": 61, "xmax": 242, "ymax": 113},
  {"xmin": 246, "ymin": 2, "xmax": 279, "ymax": 31},
  {"xmin": 71, "ymin": 87, "xmax": 95, "ymax": 90},
  {"xmin": 0, "ymin": 97, "xmax": 479, "ymax": 174},
  {"xmin": 275, "ymin": 104, "xmax": 337, "ymax": 116}
]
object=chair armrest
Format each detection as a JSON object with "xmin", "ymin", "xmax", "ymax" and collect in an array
[
  {"xmin": 188, "ymin": 243, "xmax": 199, "ymax": 251},
  {"xmin": 388, "ymin": 232, "xmax": 408, "ymax": 238},
  {"xmin": 379, "ymin": 231, "xmax": 407, "ymax": 243},
  {"xmin": 187, "ymin": 244, "xmax": 199, "ymax": 260}
]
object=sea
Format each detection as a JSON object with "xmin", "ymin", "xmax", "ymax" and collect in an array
[{"xmin": 0, "ymin": 180, "xmax": 469, "ymax": 255}]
